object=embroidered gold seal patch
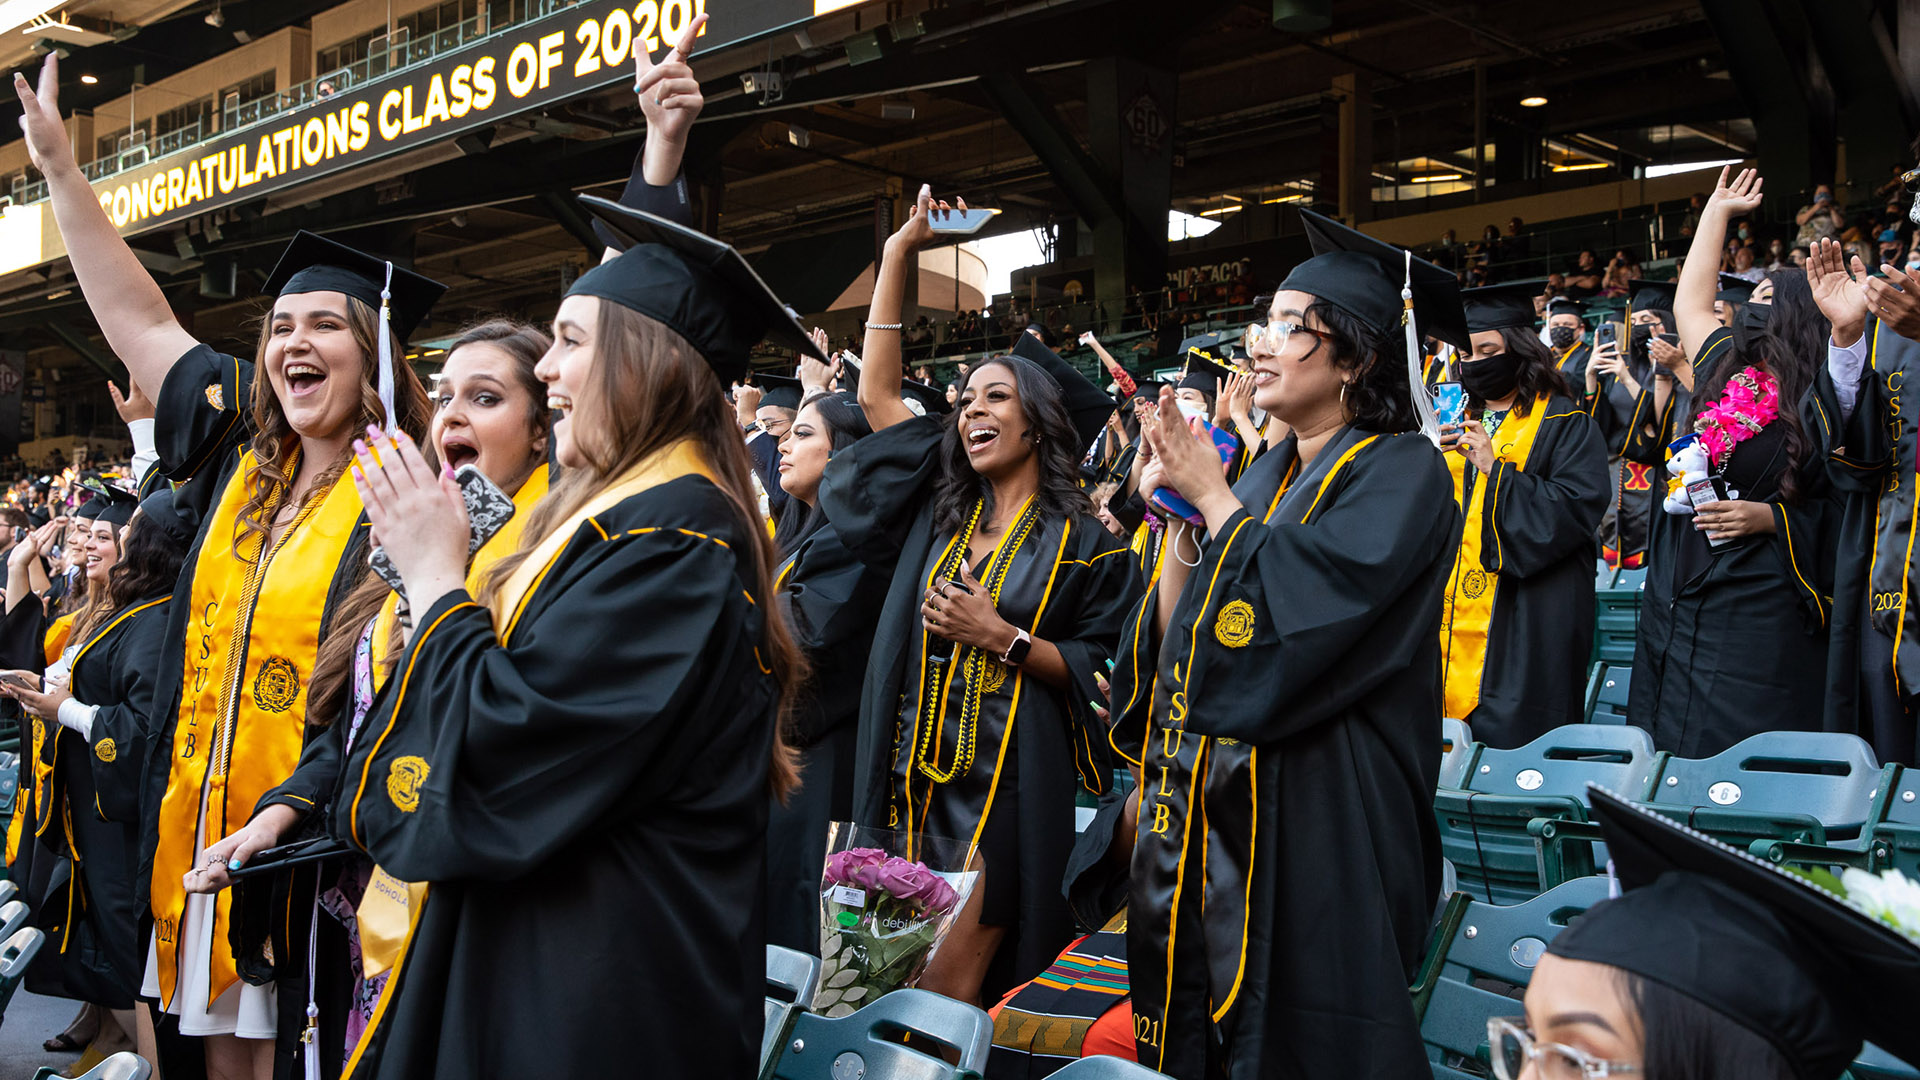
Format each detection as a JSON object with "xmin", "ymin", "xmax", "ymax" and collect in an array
[
  {"xmin": 1214, "ymin": 598, "xmax": 1256, "ymax": 648},
  {"xmin": 978, "ymin": 661, "xmax": 1008, "ymax": 695},
  {"xmin": 387, "ymin": 756, "xmax": 429, "ymax": 813},
  {"xmin": 95, "ymin": 738, "xmax": 116, "ymax": 763},
  {"xmin": 204, "ymin": 383, "xmax": 224, "ymax": 411},
  {"xmin": 31, "ymin": 717, "xmax": 44, "ymax": 761},
  {"xmin": 1462, "ymin": 569, "xmax": 1489, "ymax": 599},
  {"xmin": 253, "ymin": 656, "xmax": 300, "ymax": 713}
]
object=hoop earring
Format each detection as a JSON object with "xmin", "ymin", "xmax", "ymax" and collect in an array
[{"xmin": 1340, "ymin": 382, "xmax": 1350, "ymax": 406}]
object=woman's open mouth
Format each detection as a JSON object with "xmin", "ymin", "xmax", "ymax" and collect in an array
[
  {"xmin": 965, "ymin": 423, "xmax": 999, "ymax": 456},
  {"xmin": 440, "ymin": 436, "xmax": 479, "ymax": 471},
  {"xmin": 285, "ymin": 362, "xmax": 327, "ymax": 396}
]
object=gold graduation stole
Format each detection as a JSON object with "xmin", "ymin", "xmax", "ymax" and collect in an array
[
  {"xmin": 42, "ymin": 612, "xmax": 74, "ymax": 667},
  {"xmin": 152, "ymin": 450, "xmax": 366, "ymax": 1011},
  {"xmin": 354, "ymin": 464, "xmax": 551, "ymax": 979},
  {"xmin": 1440, "ymin": 404, "xmax": 1552, "ymax": 720}
]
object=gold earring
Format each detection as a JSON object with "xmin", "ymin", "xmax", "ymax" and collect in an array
[{"xmin": 1340, "ymin": 382, "xmax": 1350, "ymax": 405}]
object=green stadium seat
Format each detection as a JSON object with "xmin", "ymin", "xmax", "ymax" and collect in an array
[
  {"xmin": 1439, "ymin": 718, "xmax": 1477, "ymax": 790},
  {"xmin": 763, "ymin": 945, "xmax": 823, "ymax": 1080},
  {"xmin": 1592, "ymin": 559, "xmax": 1617, "ymax": 591},
  {"xmin": 31, "ymin": 1052, "xmax": 150, "ymax": 1080},
  {"xmin": 0, "ymin": 926, "xmax": 45, "ymax": 1027},
  {"xmin": 1591, "ymin": 572, "xmax": 1642, "ymax": 667},
  {"xmin": 1582, "ymin": 664, "xmax": 1631, "ymax": 724},
  {"xmin": 1870, "ymin": 768, "xmax": 1920, "ymax": 876},
  {"xmin": 1645, "ymin": 731, "xmax": 1885, "ymax": 851},
  {"xmin": 1850, "ymin": 1042, "xmax": 1920, "ymax": 1080},
  {"xmin": 1420, "ymin": 876, "xmax": 1613, "ymax": 1078},
  {"xmin": 1048, "ymin": 1057, "xmax": 1174, "ymax": 1077},
  {"xmin": 770, "ymin": 989, "xmax": 992, "ymax": 1080},
  {"xmin": 1435, "ymin": 726, "xmax": 1657, "ymax": 903}
]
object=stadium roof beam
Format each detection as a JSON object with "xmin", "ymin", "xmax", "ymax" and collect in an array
[
  {"xmin": 535, "ymin": 189, "xmax": 608, "ymax": 260},
  {"xmin": 44, "ymin": 320, "xmax": 123, "ymax": 380}
]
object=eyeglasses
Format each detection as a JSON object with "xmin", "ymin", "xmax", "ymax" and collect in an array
[
  {"xmin": 1243, "ymin": 320, "xmax": 1332, "ymax": 357},
  {"xmin": 1489, "ymin": 1018, "xmax": 1639, "ymax": 1080}
]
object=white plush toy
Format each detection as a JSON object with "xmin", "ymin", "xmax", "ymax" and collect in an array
[{"xmin": 1662, "ymin": 436, "xmax": 1710, "ymax": 516}]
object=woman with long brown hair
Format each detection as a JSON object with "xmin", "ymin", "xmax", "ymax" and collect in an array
[
  {"xmin": 328, "ymin": 198, "xmax": 811, "ymax": 1078},
  {"xmin": 14, "ymin": 53, "xmax": 443, "ymax": 1080}
]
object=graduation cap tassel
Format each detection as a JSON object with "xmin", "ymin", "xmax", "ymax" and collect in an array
[
  {"xmin": 1404, "ymin": 251, "xmax": 1443, "ymax": 446},
  {"xmin": 377, "ymin": 261, "xmax": 398, "ymax": 433}
]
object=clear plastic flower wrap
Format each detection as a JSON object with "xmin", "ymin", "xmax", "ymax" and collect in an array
[{"xmin": 813, "ymin": 822, "xmax": 981, "ymax": 1016}]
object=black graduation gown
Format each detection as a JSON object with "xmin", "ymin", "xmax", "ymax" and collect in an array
[
  {"xmin": 13, "ymin": 594, "xmax": 172, "ymax": 1007},
  {"xmin": 333, "ymin": 475, "xmax": 778, "ymax": 1080},
  {"xmin": 138, "ymin": 344, "xmax": 374, "ymax": 1078},
  {"xmin": 1440, "ymin": 395, "xmax": 1609, "ymax": 747},
  {"xmin": 1809, "ymin": 318, "xmax": 1920, "ymax": 763},
  {"xmin": 766, "ymin": 519, "xmax": 889, "ymax": 953},
  {"xmin": 1110, "ymin": 428, "xmax": 1455, "ymax": 1080},
  {"xmin": 1593, "ymin": 359, "xmax": 1657, "ymax": 563},
  {"xmin": 817, "ymin": 415, "xmax": 1142, "ymax": 997},
  {"xmin": 1556, "ymin": 340, "xmax": 1592, "ymax": 389},
  {"xmin": 1630, "ymin": 329, "xmax": 1837, "ymax": 757}
]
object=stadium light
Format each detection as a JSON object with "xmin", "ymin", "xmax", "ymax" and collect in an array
[
  {"xmin": 1520, "ymin": 96, "xmax": 1548, "ymax": 108},
  {"xmin": 0, "ymin": 1, "xmax": 64, "ymax": 36}
]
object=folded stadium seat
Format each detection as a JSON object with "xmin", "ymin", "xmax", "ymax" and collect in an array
[
  {"xmin": 1851, "ymin": 1041, "xmax": 1920, "ymax": 1080},
  {"xmin": 31, "ymin": 1052, "xmax": 149, "ymax": 1080},
  {"xmin": 1643, "ymin": 731, "xmax": 1887, "ymax": 853},
  {"xmin": 1761, "ymin": 763, "xmax": 1919, "ymax": 878},
  {"xmin": 1048, "ymin": 1056, "xmax": 1175, "ymax": 1077},
  {"xmin": 1419, "ymin": 876, "xmax": 1614, "ymax": 1079},
  {"xmin": 0, "ymin": 749, "xmax": 18, "ymax": 829},
  {"xmin": 1434, "ymin": 725, "xmax": 1658, "ymax": 904},
  {"xmin": 1591, "ymin": 570, "xmax": 1644, "ymax": 667},
  {"xmin": 0, "ymin": 898, "xmax": 27, "ymax": 945},
  {"xmin": 763, "ymin": 945, "xmax": 824, "ymax": 1080},
  {"xmin": 770, "ymin": 989, "xmax": 993, "ymax": 1080},
  {"xmin": 0, "ymin": 927, "xmax": 46, "ymax": 1029},
  {"xmin": 1592, "ymin": 558, "xmax": 1617, "ymax": 592},
  {"xmin": 1439, "ymin": 718, "xmax": 1477, "ymax": 790},
  {"xmin": 1580, "ymin": 663, "xmax": 1632, "ymax": 725}
]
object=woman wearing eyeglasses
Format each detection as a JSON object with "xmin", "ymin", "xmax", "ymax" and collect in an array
[{"xmin": 1108, "ymin": 210, "xmax": 1460, "ymax": 1079}]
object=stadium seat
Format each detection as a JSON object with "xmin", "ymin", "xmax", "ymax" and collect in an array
[
  {"xmin": 1435, "ymin": 725, "xmax": 1657, "ymax": 904},
  {"xmin": 1850, "ymin": 1042, "xmax": 1920, "ymax": 1080},
  {"xmin": 1420, "ymin": 876, "xmax": 1613, "ymax": 1078},
  {"xmin": 1048, "ymin": 1057, "xmax": 1174, "ymax": 1078},
  {"xmin": 0, "ymin": 749, "xmax": 18, "ymax": 822},
  {"xmin": 763, "ymin": 945, "xmax": 824, "ymax": 1079},
  {"xmin": 1439, "ymin": 718, "xmax": 1476, "ymax": 790},
  {"xmin": 770, "ymin": 989, "xmax": 993, "ymax": 1080},
  {"xmin": 1582, "ymin": 664, "xmax": 1631, "ymax": 724},
  {"xmin": 1592, "ymin": 559, "xmax": 1617, "ymax": 591},
  {"xmin": 31, "ymin": 1052, "xmax": 150, "ymax": 1080},
  {"xmin": 1591, "ymin": 572, "xmax": 1642, "ymax": 667},
  {"xmin": 0, "ymin": 927, "xmax": 46, "ymax": 1026},
  {"xmin": 1870, "ymin": 768, "xmax": 1920, "ymax": 876},
  {"xmin": 1645, "ymin": 731, "xmax": 1886, "ymax": 851},
  {"xmin": 0, "ymin": 879, "xmax": 17, "ymax": 908},
  {"xmin": 0, "ymin": 898, "xmax": 28, "ymax": 944}
]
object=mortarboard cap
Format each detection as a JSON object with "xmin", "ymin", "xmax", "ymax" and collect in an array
[
  {"xmin": 1462, "ymin": 280, "xmax": 1548, "ymax": 333},
  {"xmin": 25, "ymin": 509, "xmax": 49, "ymax": 529},
  {"xmin": 264, "ymin": 231, "xmax": 448, "ymax": 433},
  {"xmin": 1288, "ymin": 208, "xmax": 1470, "ymax": 349},
  {"xmin": 1717, "ymin": 272, "xmax": 1758, "ymax": 305},
  {"xmin": 1628, "ymin": 278, "xmax": 1679, "ymax": 316},
  {"xmin": 752, "ymin": 373, "xmax": 804, "ymax": 413},
  {"xmin": 1549, "ymin": 788, "xmax": 1920, "ymax": 1080},
  {"xmin": 1178, "ymin": 351, "xmax": 1240, "ymax": 396},
  {"xmin": 135, "ymin": 487, "xmax": 199, "ymax": 548},
  {"xmin": 72, "ymin": 498, "xmax": 103, "ymax": 521},
  {"xmin": 572, "ymin": 195, "xmax": 825, "ymax": 383},
  {"xmin": 1547, "ymin": 297, "xmax": 1587, "ymax": 321},
  {"xmin": 1008, "ymin": 331, "xmax": 1115, "ymax": 450},
  {"xmin": 89, "ymin": 485, "xmax": 138, "ymax": 528}
]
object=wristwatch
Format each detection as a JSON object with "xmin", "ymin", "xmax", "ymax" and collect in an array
[{"xmin": 1000, "ymin": 627, "xmax": 1032, "ymax": 667}]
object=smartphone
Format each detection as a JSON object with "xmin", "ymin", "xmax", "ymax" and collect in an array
[
  {"xmin": 1657, "ymin": 332, "xmax": 1680, "ymax": 348},
  {"xmin": 927, "ymin": 207, "xmax": 1001, "ymax": 235},
  {"xmin": 1686, "ymin": 476, "xmax": 1734, "ymax": 549},
  {"xmin": 226, "ymin": 836, "xmax": 353, "ymax": 882},
  {"xmin": 0, "ymin": 671, "xmax": 38, "ymax": 692},
  {"xmin": 369, "ymin": 464, "xmax": 519, "ymax": 598},
  {"xmin": 1593, "ymin": 323, "xmax": 1619, "ymax": 352},
  {"xmin": 1432, "ymin": 382, "xmax": 1466, "ymax": 428}
]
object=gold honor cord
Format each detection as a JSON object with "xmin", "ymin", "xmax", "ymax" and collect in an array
[{"xmin": 913, "ymin": 496, "xmax": 1041, "ymax": 784}]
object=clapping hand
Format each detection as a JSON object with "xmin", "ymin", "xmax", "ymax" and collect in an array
[
  {"xmin": 1806, "ymin": 238, "xmax": 1868, "ymax": 343},
  {"xmin": 350, "ymin": 427, "xmax": 469, "ymax": 612},
  {"xmin": 1142, "ymin": 385, "xmax": 1239, "ymax": 530}
]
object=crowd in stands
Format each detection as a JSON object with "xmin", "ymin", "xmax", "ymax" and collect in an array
[{"xmin": 0, "ymin": 24, "xmax": 1917, "ymax": 1080}]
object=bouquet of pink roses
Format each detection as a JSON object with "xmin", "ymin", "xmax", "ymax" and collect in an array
[{"xmin": 813, "ymin": 823, "xmax": 980, "ymax": 1016}]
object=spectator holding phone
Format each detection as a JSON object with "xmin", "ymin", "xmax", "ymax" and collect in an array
[
  {"xmin": 819, "ymin": 183, "xmax": 1141, "ymax": 1007},
  {"xmin": 1437, "ymin": 283, "xmax": 1608, "ymax": 746},
  {"xmin": 1796, "ymin": 183, "xmax": 1845, "ymax": 247}
]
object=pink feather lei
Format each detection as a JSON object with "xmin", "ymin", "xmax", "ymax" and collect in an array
[{"xmin": 1692, "ymin": 365, "xmax": 1779, "ymax": 471}]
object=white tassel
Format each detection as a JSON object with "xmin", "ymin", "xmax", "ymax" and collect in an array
[
  {"xmin": 1404, "ymin": 250, "xmax": 1442, "ymax": 446},
  {"xmin": 303, "ymin": 881, "xmax": 322, "ymax": 1080},
  {"xmin": 376, "ymin": 261, "xmax": 397, "ymax": 432}
]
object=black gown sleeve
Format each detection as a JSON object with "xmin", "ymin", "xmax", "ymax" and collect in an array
[
  {"xmin": 780, "ymin": 528, "xmax": 887, "ymax": 744},
  {"xmin": 84, "ymin": 602, "xmax": 171, "ymax": 823},
  {"xmin": 1478, "ymin": 405, "xmax": 1609, "ymax": 579},
  {"xmin": 816, "ymin": 415, "xmax": 944, "ymax": 571},
  {"xmin": 253, "ymin": 718, "xmax": 345, "ymax": 824},
  {"xmin": 590, "ymin": 157, "xmax": 697, "ymax": 250},
  {"xmin": 154, "ymin": 343, "xmax": 254, "ymax": 520},
  {"xmin": 0, "ymin": 594, "xmax": 48, "ymax": 672},
  {"xmin": 1176, "ymin": 437, "xmax": 1458, "ymax": 741},
  {"xmin": 338, "ymin": 527, "xmax": 769, "ymax": 882}
]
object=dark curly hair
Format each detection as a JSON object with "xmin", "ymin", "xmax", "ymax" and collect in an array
[
  {"xmin": 1304, "ymin": 299, "xmax": 1419, "ymax": 434},
  {"xmin": 1465, "ymin": 327, "xmax": 1576, "ymax": 418},
  {"xmin": 106, "ymin": 510, "xmax": 188, "ymax": 610},
  {"xmin": 931, "ymin": 356, "xmax": 1092, "ymax": 534}
]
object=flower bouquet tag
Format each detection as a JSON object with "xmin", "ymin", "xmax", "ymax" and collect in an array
[{"xmin": 828, "ymin": 884, "xmax": 866, "ymax": 908}]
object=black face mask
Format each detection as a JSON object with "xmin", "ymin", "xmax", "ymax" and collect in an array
[
  {"xmin": 1630, "ymin": 323, "xmax": 1654, "ymax": 363},
  {"xmin": 1459, "ymin": 352, "xmax": 1522, "ymax": 402},
  {"xmin": 1736, "ymin": 301, "xmax": 1773, "ymax": 336},
  {"xmin": 1549, "ymin": 326, "xmax": 1579, "ymax": 349}
]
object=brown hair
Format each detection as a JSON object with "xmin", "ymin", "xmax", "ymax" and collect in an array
[
  {"xmin": 61, "ymin": 528, "xmax": 117, "ymax": 646},
  {"xmin": 482, "ymin": 302, "xmax": 803, "ymax": 799},
  {"xmin": 236, "ymin": 294, "xmax": 434, "ymax": 558},
  {"xmin": 444, "ymin": 318, "xmax": 552, "ymax": 434}
]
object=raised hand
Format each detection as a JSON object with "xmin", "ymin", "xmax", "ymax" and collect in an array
[
  {"xmin": 1706, "ymin": 165, "xmax": 1764, "ymax": 217},
  {"xmin": 1806, "ymin": 238, "xmax": 1868, "ymax": 344},
  {"xmin": 886, "ymin": 184, "xmax": 971, "ymax": 257},
  {"xmin": 350, "ymin": 426, "xmax": 469, "ymax": 609},
  {"xmin": 634, "ymin": 12, "xmax": 706, "ymax": 144},
  {"xmin": 107, "ymin": 379, "xmax": 153, "ymax": 425},
  {"xmin": 11, "ymin": 53, "xmax": 75, "ymax": 178}
]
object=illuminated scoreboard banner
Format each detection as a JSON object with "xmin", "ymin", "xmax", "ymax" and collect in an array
[{"xmin": 0, "ymin": 0, "xmax": 870, "ymax": 275}]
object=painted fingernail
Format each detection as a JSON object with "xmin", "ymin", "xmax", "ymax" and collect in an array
[
  {"xmin": 443, "ymin": 463, "xmax": 456, "ymax": 479},
  {"xmin": 366, "ymin": 424, "xmax": 381, "ymax": 439},
  {"xmin": 228, "ymin": 857, "xmax": 244, "ymax": 870},
  {"xmin": 1089, "ymin": 700, "xmax": 1103, "ymax": 710},
  {"xmin": 351, "ymin": 465, "xmax": 363, "ymax": 482},
  {"xmin": 1105, "ymin": 658, "xmax": 1116, "ymax": 671},
  {"xmin": 352, "ymin": 439, "xmax": 367, "ymax": 455}
]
